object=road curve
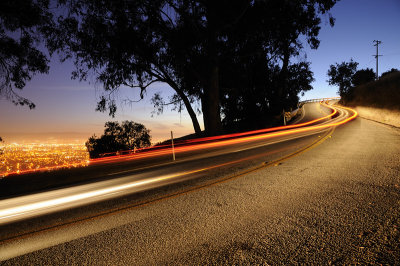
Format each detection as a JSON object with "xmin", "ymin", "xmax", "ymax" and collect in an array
[
  {"xmin": 2, "ymin": 101, "xmax": 399, "ymax": 264},
  {"xmin": 0, "ymin": 102, "xmax": 349, "ymax": 225}
]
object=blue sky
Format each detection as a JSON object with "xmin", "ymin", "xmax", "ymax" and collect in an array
[
  {"xmin": 302, "ymin": 0, "xmax": 400, "ymax": 99},
  {"xmin": 1, "ymin": 0, "xmax": 399, "ymax": 143}
]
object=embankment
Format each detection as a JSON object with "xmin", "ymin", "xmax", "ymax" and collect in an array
[{"xmin": 344, "ymin": 72, "xmax": 400, "ymax": 127}]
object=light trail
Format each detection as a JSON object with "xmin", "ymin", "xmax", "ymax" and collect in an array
[
  {"xmin": 0, "ymin": 102, "xmax": 348, "ymax": 175},
  {"xmin": 1, "ymin": 102, "xmax": 337, "ymax": 176},
  {"xmin": 0, "ymin": 103, "xmax": 357, "ymax": 225},
  {"xmin": 0, "ymin": 147, "xmax": 291, "ymax": 225},
  {"xmin": 89, "ymin": 102, "xmax": 338, "ymax": 165},
  {"xmin": 0, "ymin": 171, "xmax": 197, "ymax": 223},
  {"xmin": 170, "ymin": 103, "xmax": 337, "ymax": 144},
  {"xmin": 89, "ymin": 102, "xmax": 354, "ymax": 165}
]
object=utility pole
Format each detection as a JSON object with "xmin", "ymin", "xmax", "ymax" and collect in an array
[{"xmin": 373, "ymin": 40, "xmax": 382, "ymax": 80}]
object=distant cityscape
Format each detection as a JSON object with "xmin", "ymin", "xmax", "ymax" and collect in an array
[{"xmin": 0, "ymin": 143, "xmax": 89, "ymax": 177}]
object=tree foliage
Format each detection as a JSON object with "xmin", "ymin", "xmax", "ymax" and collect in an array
[
  {"xmin": 85, "ymin": 121, "xmax": 151, "ymax": 159},
  {"xmin": 327, "ymin": 61, "xmax": 388, "ymax": 102},
  {"xmin": 0, "ymin": 0, "xmax": 52, "ymax": 108},
  {"xmin": 327, "ymin": 59, "xmax": 358, "ymax": 98},
  {"xmin": 352, "ymin": 68, "xmax": 375, "ymax": 87},
  {"xmin": 381, "ymin": 68, "xmax": 399, "ymax": 78},
  {"xmin": 221, "ymin": 61, "xmax": 314, "ymax": 131},
  {"xmin": 49, "ymin": 0, "xmax": 337, "ymax": 136}
]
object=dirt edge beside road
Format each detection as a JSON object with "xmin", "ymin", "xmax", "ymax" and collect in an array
[{"xmin": 354, "ymin": 106, "xmax": 400, "ymax": 128}]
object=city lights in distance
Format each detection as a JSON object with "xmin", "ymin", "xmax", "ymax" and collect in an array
[{"xmin": 0, "ymin": 143, "xmax": 89, "ymax": 177}]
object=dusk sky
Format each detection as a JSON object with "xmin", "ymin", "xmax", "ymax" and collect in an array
[{"xmin": 1, "ymin": 0, "xmax": 399, "ymax": 144}]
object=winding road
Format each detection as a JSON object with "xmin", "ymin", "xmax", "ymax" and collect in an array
[{"xmin": 1, "ymin": 101, "xmax": 399, "ymax": 264}]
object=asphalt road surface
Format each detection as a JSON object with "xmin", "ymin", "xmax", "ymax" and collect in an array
[
  {"xmin": 0, "ymin": 102, "xmax": 340, "ymax": 224},
  {"xmin": 1, "ymin": 102, "xmax": 399, "ymax": 264}
]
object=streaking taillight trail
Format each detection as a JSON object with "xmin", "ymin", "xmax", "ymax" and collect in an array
[
  {"xmin": 88, "ymin": 102, "xmax": 353, "ymax": 165},
  {"xmin": 0, "ymin": 102, "xmax": 353, "ymax": 176},
  {"xmin": 0, "ymin": 102, "xmax": 357, "ymax": 225}
]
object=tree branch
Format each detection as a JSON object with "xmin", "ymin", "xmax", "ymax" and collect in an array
[
  {"xmin": 160, "ymin": 9, "xmax": 175, "ymax": 27},
  {"xmin": 122, "ymin": 78, "xmax": 161, "ymax": 90}
]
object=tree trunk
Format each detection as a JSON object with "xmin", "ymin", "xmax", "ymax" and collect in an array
[
  {"xmin": 169, "ymin": 82, "xmax": 202, "ymax": 136},
  {"xmin": 272, "ymin": 43, "xmax": 290, "ymax": 115},
  {"xmin": 279, "ymin": 45, "xmax": 290, "ymax": 101},
  {"xmin": 203, "ymin": 1, "xmax": 222, "ymax": 136},
  {"xmin": 202, "ymin": 64, "xmax": 222, "ymax": 136}
]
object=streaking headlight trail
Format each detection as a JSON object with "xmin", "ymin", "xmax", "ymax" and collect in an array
[{"xmin": 0, "ymin": 101, "xmax": 357, "ymax": 225}]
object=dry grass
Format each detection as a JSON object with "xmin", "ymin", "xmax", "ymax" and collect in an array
[
  {"xmin": 354, "ymin": 106, "xmax": 400, "ymax": 128},
  {"xmin": 346, "ymin": 71, "xmax": 400, "ymax": 111},
  {"xmin": 344, "ymin": 71, "xmax": 400, "ymax": 127}
]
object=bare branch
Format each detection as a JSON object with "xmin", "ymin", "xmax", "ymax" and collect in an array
[
  {"xmin": 122, "ymin": 78, "xmax": 162, "ymax": 90},
  {"xmin": 160, "ymin": 9, "xmax": 175, "ymax": 27}
]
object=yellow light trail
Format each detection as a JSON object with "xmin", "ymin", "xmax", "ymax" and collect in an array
[
  {"xmin": 89, "ymin": 102, "xmax": 355, "ymax": 165},
  {"xmin": 1, "ymin": 102, "xmax": 354, "ymax": 176},
  {"xmin": 0, "ymin": 103, "xmax": 357, "ymax": 225},
  {"xmin": 0, "ymin": 150, "xmax": 287, "ymax": 224}
]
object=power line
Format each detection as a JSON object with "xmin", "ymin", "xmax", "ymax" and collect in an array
[{"xmin": 373, "ymin": 40, "xmax": 382, "ymax": 80}]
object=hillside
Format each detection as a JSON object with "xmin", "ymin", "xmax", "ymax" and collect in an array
[
  {"xmin": 345, "ymin": 71, "xmax": 400, "ymax": 110},
  {"xmin": 344, "ymin": 72, "xmax": 400, "ymax": 127}
]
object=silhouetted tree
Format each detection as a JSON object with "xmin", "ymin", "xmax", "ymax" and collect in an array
[
  {"xmin": 286, "ymin": 62, "xmax": 315, "ymax": 106},
  {"xmin": 265, "ymin": 0, "xmax": 336, "ymax": 115},
  {"xmin": 352, "ymin": 68, "xmax": 375, "ymax": 87},
  {"xmin": 221, "ymin": 60, "xmax": 314, "ymax": 131},
  {"xmin": 153, "ymin": 0, "xmax": 336, "ymax": 132},
  {"xmin": 50, "ymin": 0, "xmax": 337, "ymax": 136},
  {"xmin": 218, "ymin": 0, "xmax": 333, "ymax": 130},
  {"xmin": 85, "ymin": 121, "xmax": 151, "ymax": 159},
  {"xmin": 119, "ymin": 121, "xmax": 152, "ymax": 149},
  {"xmin": 381, "ymin": 68, "xmax": 399, "ymax": 78},
  {"xmin": 0, "ymin": 0, "xmax": 52, "ymax": 108},
  {"xmin": 327, "ymin": 59, "xmax": 358, "ymax": 99},
  {"xmin": 50, "ymin": 0, "xmax": 205, "ymax": 135}
]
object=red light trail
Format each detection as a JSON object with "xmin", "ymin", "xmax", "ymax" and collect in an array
[{"xmin": 1, "ymin": 102, "xmax": 357, "ymax": 177}]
